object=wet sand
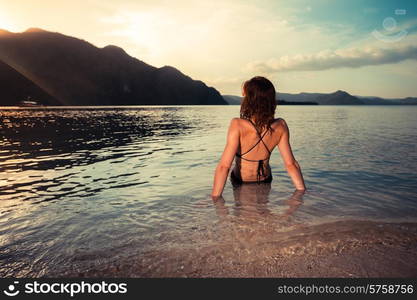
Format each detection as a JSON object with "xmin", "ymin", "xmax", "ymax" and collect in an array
[{"xmin": 64, "ymin": 220, "xmax": 417, "ymax": 278}]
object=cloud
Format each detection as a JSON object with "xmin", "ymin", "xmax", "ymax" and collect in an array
[{"xmin": 245, "ymin": 44, "xmax": 417, "ymax": 73}]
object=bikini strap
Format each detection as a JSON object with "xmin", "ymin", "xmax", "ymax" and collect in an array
[
  {"xmin": 246, "ymin": 119, "xmax": 272, "ymax": 155},
  {"xmin": 238, "ymin": 129, "xmax": 269, "ymax": 157}
]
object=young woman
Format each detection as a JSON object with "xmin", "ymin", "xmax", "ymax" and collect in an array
[{"xmin": 211, "ymin": 76, "xmax": 306, "ymax": 198}]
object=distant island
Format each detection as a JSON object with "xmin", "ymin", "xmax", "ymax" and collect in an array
[
  {"xmin": 223, "ymin": 90, "xmax": 417, "ymax": 105},
  {"xmin": 0, "ymin": 28, "xmax": 226, "ymax": 106},
  {"xmin": 277, "ymin": 99, "xmax": 318, "ymax": 105},
  {"xmin": 222, "ymin": 95, "xmax": 318, "ymax": 105}
]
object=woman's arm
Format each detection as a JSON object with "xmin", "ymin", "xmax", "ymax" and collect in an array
[
  {"xmin": 277, "ymin": 119, "xmax": 306, "ymax": 191},
  {"xmin": 211, "ymin": 118, "xmax": 240, "ymax": 198}
]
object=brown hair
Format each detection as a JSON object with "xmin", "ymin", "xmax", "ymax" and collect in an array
[{"xmin": 240, "ymin": 76, "xmax": 277, "ymax": 132}]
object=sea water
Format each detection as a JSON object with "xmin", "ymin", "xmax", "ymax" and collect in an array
[{"xmin": 1, "ymin": 105, "xmax": 417, "ymax": 277}]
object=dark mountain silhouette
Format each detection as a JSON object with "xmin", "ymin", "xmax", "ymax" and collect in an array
[
  {"xmin": 222, "ymin": 95, "xmax": 242, "ymax": 105},
  {"xmin": 356, "ymin": 96, "xmax": 398, "ymax": 105},
  {"xmin": 277, "ymin": 92, "xmax": 325, "ymax": 103},
  {"xmin": 222, "ymin": 94, "xmax": 318, "ymax": 105},
  {"xmin": 315, "ymin": 90, "xmax": 363, "ymax": 105},
  {"xmin": 276, "ymin": 91, "xmax": 416, "ymax": 105},
  {"xmin": 0, "ymin": 28, "xmax": 226, "ymax": 106},
  {"xmin": 0, "ymin": 60, "xmax": 59, "ymax": 105},
  {"xmin": 400, "ymin": 97, "xmax": 417, "ymax": 104},
  {"xmin": 277, "ymin": 90, "xmax": 363, "ymax": 105},
  {"xmin": 277, "ymin": 99, "xmax": 318, "ymax": 105},
  {"xmin": 357, "ymin": 95, "xmax": 417, "ymax": 105},
  {"xmin": 224, "ymin": 90, "xmax": 416, "ymax": 105},
  {"xmin": 277, "ymin": 91, "xmax": 417, "ymax": 105}
]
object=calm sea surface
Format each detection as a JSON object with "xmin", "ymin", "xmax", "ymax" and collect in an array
[{"xmin": 1, "ymin": 105, "xmax": 417, "ymax": 276}]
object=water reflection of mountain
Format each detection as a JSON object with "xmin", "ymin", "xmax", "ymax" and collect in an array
[{"xmin": 0, "ymin": 107, "xmax": 196, "ymax": 171}]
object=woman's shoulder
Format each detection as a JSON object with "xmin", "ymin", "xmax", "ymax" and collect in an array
[
  {"xmin": 272, "ymin": 117, "xmax": 287, "ymax": 127},
  {"xmin": 230, "ymin": 117, "xmax": 241, "ymax": 124},
  {"xmin": 229, "ymin": 118, "xmax": 242, "ymax": 130},
  {"xmin": 231, "ymin": 117, "xmax": 249, "ymax": 126},
  {"xmin": 271, "ymin": 118, "xmax": 289, "ymax": 136}
]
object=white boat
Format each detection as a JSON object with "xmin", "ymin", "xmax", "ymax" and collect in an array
[{"xmin": 18, "ymin": 99, "xmax": 42, "ymax": 107}]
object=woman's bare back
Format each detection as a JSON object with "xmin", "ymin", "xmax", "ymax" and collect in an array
[{"xmin": 233, "ymin": 118, "xmax": 284, "ymax": 182}]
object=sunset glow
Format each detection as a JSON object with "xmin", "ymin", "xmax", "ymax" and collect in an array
[
  {"xmin": 0, "ymin": 11, "xmax": 16, "ymax": 32},
  {"xmin": 0, "ymin": 0, "xmax": 416, "ymax": 97}
]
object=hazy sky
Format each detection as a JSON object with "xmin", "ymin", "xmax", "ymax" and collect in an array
[{"xmin": 1, "ymin": 0, "xmax": 416, "ymax": 97}]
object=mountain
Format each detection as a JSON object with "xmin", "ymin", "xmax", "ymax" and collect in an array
[
  {"xmin": 222, "ymin": 94, "xmax": 318, "ymax": 105},
  {"xmin": 277, "ymin": 92, "xmax": 325, "ymax": 103},
  {"xmin": 0, "ymin": 59, "xmax": 59, "ymax": 105},
  {"xmin": 315, "ymin": 90, "xmax": 363, "ymax": 105},
  {"xmin": 224, "ymin": 90, "xmax": 416, "ymax": 105},
  {"xmin": 222, "ymin": 95, "xmax": 242, "ymax": 105},
  {"xmin": 281, "ymin": 91, "xmax": 417, "ymax": 105},
  {"xmin": 277, "ymin": 90, "xmax": 363, "ymax": 105},
  {"xmin": 277, "ymin": 99, "xmax": 318, "ymax": 105},
  {"xmin": 400, "ymin": 97, "xmax": 417, "ymax": 104},
  {"xmin": 0, "ymin": 28, "xmax": 226, "ymax": 106},
  {"xmin": 357, "ymin": 95, "xmax": 417, "ymax": 105},
  {"xmin": 357, "ymin": 96, "xmax": 398, "ymax": 105}
]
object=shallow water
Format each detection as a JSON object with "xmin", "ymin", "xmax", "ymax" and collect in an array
[{"xmin": 0, "ymin": 105, "xmax": 417, "ymax": 277}]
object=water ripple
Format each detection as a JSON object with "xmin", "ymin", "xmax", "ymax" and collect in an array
[{"xmin": 1, "ymin": 106, "xmax": 417, "ymax": 277}]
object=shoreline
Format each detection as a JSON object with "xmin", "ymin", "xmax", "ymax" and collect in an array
[{"xmin": 56, "ymin": 219, "xmax": 417, "ymax": 278}]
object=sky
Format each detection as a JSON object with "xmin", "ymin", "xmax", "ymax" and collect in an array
[{"xmin": 0, "ymin": 0, "xmax": 416, "ymax": 98}]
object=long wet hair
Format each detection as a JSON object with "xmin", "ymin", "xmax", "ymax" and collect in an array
[{"xmin": 240, "ymin": 76, "xmax": 277, "ymax": 132}]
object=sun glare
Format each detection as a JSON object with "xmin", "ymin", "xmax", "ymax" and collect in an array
[
  {"xmin": 0, "ymin": 12, "xmax": 16, "ymax": 32},
  {"xmin": 105, "ymin": 12, "xmax": 160, "ymax": 49}
]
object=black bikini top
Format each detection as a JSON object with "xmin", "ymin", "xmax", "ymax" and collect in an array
[{"xmin": 236, "ymin": 119, "xmax": 272, "ymax": 183}]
